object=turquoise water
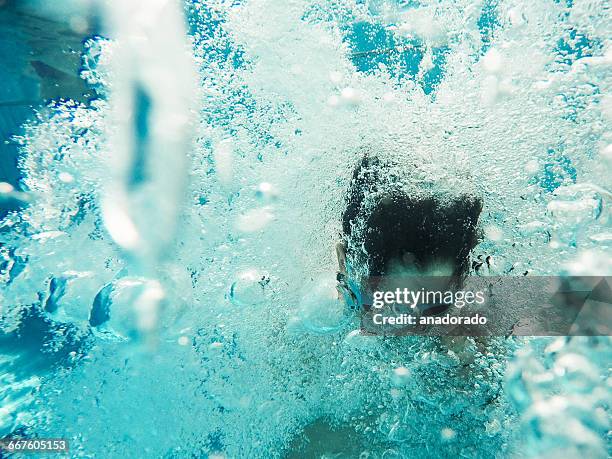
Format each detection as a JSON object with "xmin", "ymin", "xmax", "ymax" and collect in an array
[{"xmin": 0, "ymin": 0, "xmax": 611, "ymax": 457}]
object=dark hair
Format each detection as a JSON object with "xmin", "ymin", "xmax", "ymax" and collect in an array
[{"xmin": 342, "ymin": 154, "xmax": 483, "ymax": 277}]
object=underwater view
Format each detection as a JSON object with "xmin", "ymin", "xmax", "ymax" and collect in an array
[{"xmin": 0, "ymin": 0, "xmax": 611, "ymax": 457}]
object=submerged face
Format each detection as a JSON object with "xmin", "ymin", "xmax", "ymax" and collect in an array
[
  {"xmin": 354, "ymin": 192, "xmax": 482, "ymax": 277},
  {"xmin": 339, "ymin": 154, "xmax": 483, "ymax": 312}
]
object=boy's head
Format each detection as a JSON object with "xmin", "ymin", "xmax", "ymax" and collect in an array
[{"xmin": 341, "ymin": 154, "xmax": 483, "ymax": 279}]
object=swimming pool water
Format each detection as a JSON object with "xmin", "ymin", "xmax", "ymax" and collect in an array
[{"xmin": 0, "ymin": 0, "xmax": 611, "ymax": 457}]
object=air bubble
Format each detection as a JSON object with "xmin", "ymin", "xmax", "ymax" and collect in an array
[
  {"xmin": 93, "ymin": 277, "xmax": 164, "ymax": 340},
  {"xmin": 58, "ymin": 172, "xmax": 74, "ymax": 183},
  {"xmin": 525, "ymin": 160, "xmax": 539, "ymax": 174},
  {"xmin": 387, "ymin": 422, "xmax": 411, "ymax": 442},
  {"xmin": 255, "ymin": 182, "xmax": 279, "ymax": 203},
  {"xmin": 0, "ymin": 182, "xmax": 14, "ymax": 193},
  {"xmin": 343, "ymin": 329, "xmax": 372, "ymax": 350},
  {"xmin": 482, "ymin": 48, "xmax": 503, "ymax": 74},
  {"xmin": 227, "ymin": 270, "xmax": 270, "ymax": 307},
  {"xmin": 547, "ymin": 198, "xmax": 601, "ymax": 224},
  {"xmin": 484, "ymin": 225, "xmax": 504, "ymax": 241},
  {"xmin": 296, "ymin": 275, "xmax": 352, "ymax": 335},
  {"xmin": 391, "ymin": 366, "xmax": 410, "ymax": 386},
  {"xmin": 441, "ymin": 427, "xmax": 456, "ymax": 442},
  {"xmin": 340, "ymin": 87, "xmax": 361, "ymax": 105}
]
